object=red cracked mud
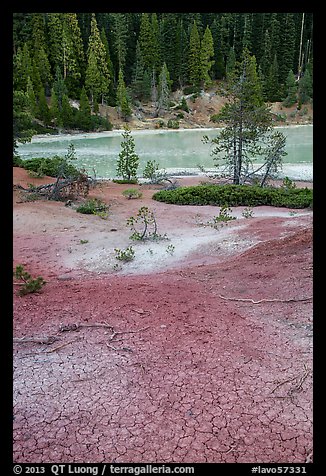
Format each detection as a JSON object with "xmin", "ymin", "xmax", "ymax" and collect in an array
[{"xmin": 13, "ymin": 168, "xmax": 313, "ymax": 463}]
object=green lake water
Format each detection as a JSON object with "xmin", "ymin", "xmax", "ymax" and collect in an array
[{"xmin": 17, "ymin": 124, "xmax": 313, "ymax": 180}]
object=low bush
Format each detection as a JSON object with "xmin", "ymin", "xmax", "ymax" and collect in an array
[
  {"xmin": 112, "ymin": 178, "xmax": 138, "ymax": 184},
  {"xmin": 122, "ymin": 188, "xmax": 143, "ymax": 199},
  {"xmin": 167, "ymin": 119, "xmax": 179, "ymax": 129},
  {"xmin": 152, "ymin": 184, "xmax": 313, "ymax": 209},
  {"xmin": 17, "ymin": 156, "xmax": 80, "ymax": 178},
  {"xmin": 76, "ymin": 198, "xmax": 108, "ymax": 215},
  {"xmin": 13, "ymin": 264, "xmax": 46, "ymax": 296}
]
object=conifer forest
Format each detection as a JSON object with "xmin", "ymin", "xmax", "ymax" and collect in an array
[{"xmin": 13, "ymin": 13, "xmax": 313, "ymax": 139}]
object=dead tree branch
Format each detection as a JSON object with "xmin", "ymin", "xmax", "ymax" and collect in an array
[{"xmin": 218, "ymin": 295, "xmax": 312, "ymax": 304}]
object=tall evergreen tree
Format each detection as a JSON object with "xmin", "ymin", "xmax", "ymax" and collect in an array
[
  {"xmin": 85, "ymin": 13, "xmax": 110, "ymax": 107},
  {"xmin": 13, "ymin": 90, "xmax": 36, "ymax": 155},
  {"xmin": 138, "ymin": 13, "xmax": 155, "ymax": 73},
  {"xmin": 264, "ymin": 54, "xmax": 280, "ymax": 102},
  {"xmin": 33, "ymin": 46, "xmax": 52, "ymax": 95},
  {"xmin": 242, "ymin": 13, "xmax": 252, "ymax": 51},
  {"xmin": 204, "ymin": 48, "xmax": 273, "ymax": 185},
  {"xmin": 77, "ymin": 87, "xmax": 92, "ymax": 130},
  {"xmin": 116, "ymin": 69, "xmax": 131, "ymax": 120},
  {"xmin": 278, "ymin": 13, "xmax": 296, "ymax": 87},
  {"xmin": 159, "ymin": 14, "xmax": 177, "ymax": 85},
  {"xmin": 47, "ymin": 13, "xmax": 64, "ymax": 72},
  {"xmin": 174, "ymin": 18, "xmax": 189, "ymax": 88},
  {"xmin": 282, "ymin": 70, "xmax": 297, "ymax": 107},
  {"xmin": 298, "ymin": 68, "xmax": 313, "ymax": 105},
  {"xmin": 26, "ymin": 76, "xmax": 37, "ymax": 117},
  {"xmin": 200, "ymin": 25, "xmax": 215, "ymax": 87},
  {"xmin": 100, "ymin": 27, "xmax": 116, "ymax": 104},
  {"xmin": 109, "ymin": 13, "xmax": 129, "ymax": 75},
  {"xmin": 188, "ymin": 21, "xmax": 201, "ymax": 87},
  {"xmin": 226, "ymin": 46, "xmax": 236, "ymax": 81},
  {"xmin": 157, "ymin": 62, "xmax": 172, "ymax": 115},
  {"xmin": 36, "ymin": 86, "xmax": 51, "ymax": 125},
  {"xmin": 50, "ymin": 87, "xmax": 62, "ymax": 127}
]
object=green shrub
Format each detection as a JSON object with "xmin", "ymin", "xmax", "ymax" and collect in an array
[
  {"xmin": 183, "ymin": 85, "xmax": 200, "ymax": 95},
  {"xmin": 112, "ymin": 178, "xmax": 138, "ymax": 184},
  {"xmin": 76, "ymin": 198, "xmax": 108, "ymax": 215},
  {"xmin": 210, "ymin": 114, "xmax": 220, "ymax": 123},
  {"xmin": 152, "ymin": 184, "xmax": 313, "ymax": 209},
  {"xmin": 167, "ymin": 119, "xmax": 179, "ymax": 129},
  {"xmin": 122, "ymin": 188, "xmax": 143, "ymax": 199},
  {"xmin": 114, "ymin": 246, "xmax": 135, "ymax": 262},
  {"xmin": 13, "ymin": 264, "xmax": 46, "ymax": 296},
  {"xmin": 18, "ymin": 156, "xmax": 80, "ymax": 178}
]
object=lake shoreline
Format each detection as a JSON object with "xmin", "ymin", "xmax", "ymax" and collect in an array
[{"xmin": 25, "ymin": 122, "xmax": 313, "ymax": 142}]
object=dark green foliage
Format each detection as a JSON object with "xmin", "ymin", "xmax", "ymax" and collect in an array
[
  {"xmin": 153, "ymin": 184, "xmax": 313, "ymax": 209},
  {"xmin": 13, "ymin": 12, "xmax": 313, "ymax": 144},
  {"xmin": 13, "ymin": 264, "xmax": 46, "ymax": 296},
  {"xmin": 167, "ymin": 119, "xmax": 179, "ymax": 129},
  {"xmin": 116, "ymin": 128, "xmax": 140, "ymax": 181},
  {"xmin": 18, "ymin": 156, "xmax": 80, "ymax": 178},
  {"xmin": 76, "ymin": 198, "xmax": 108, "ymax": 214}
]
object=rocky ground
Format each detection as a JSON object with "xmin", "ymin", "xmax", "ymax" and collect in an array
[
  {"xmin": 97, "ymin": 84, "xmax": 313, "ymax": 131},
  {"xmin": 13, "ymin": 168, "xmax": 313, "ymax": 463}
]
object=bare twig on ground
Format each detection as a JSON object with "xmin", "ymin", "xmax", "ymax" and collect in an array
[
  {"xmin": 106, "ymin": 344, "xmax": 133, "ymax": 352},
  {"xmin": 218, "ymin": 295, "xmax": 312, "ymax": 304},
  {"xmin": 58, "ymin": 322, "xmax": 114, "ymax": 332},
  {"xmin": 45, "ymin": 339, "xmax": 77, "ymax": 353},
  {"xmin": 13, "ymin": 336, "xmax": 60, "ymax": 345},
  {"xmin": 271, "ymin": 364, "xmax": 311, "ymax": 395}
]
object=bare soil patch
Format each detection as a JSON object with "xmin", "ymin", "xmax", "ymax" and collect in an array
[{"xmin": 13, "ymin": 168, "xmax": 313, "ymax": 463}]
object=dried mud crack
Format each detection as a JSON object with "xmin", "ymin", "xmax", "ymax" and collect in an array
[{"xmin": 13, "ymin": 169, "xmax": 313, "ymax": 463}]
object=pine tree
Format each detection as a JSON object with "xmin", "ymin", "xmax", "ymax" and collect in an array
[
  {"xmin": 13, "ymin": 43, "xmax": 33, "ymax": 92},
  {"xmin": 210, "ymin": 17, "xmax": 226, "ymax": 80},
  {"xmin": 116, "ymin": 128, "xmax": 140, "ymax": 181},
  {"xmin": 116, "ymin": 69, "xmax": 131, "ymax": 120},
  {"xmin": 31, "ymin": 13, "xmax": 46, "ymax": 48},
  {"xmin": 61, "ymin": 93, "xmax": 73, "ymax": 128},
  {"xmin": 278, "ymin": 14, "xmax": 296, "ymax": 87},
  {"xmin": 100, "ymin": 27, "xmax": 116, "ymax": 105},
  {"xmin": 204, "ymin": 48, "xmax": 272, "ymax": 185},
  {"xmin": 53, "ymin": 66, "xmax": 68, "ymax": 112},
  {"xmin": 157, "ymin": 62, "xmax": 172, "ymax": 115},
  {"xmin": 200, "ymin": 25, "xmax": 215, "ymax": 88},
  {"xmin": 188, "ymin": 21, "xmax": 201, "ymax": 87},
  {"xmin": 47, "ymin": 13, "xmax": 64, "ymax": 72},
  {"xmin": 50, "ymin": 87, "xmax": 62, "ymax": 127},
  {"xmin": 150, "ymin": 13, "xmax": 161, "ymax": 75},
  {"xmin": 36, "ymin": 86, "xmax": 51, "ymax": 125},
  {"xmin": 138, "ymin": 13, "xmax": 156, "ymax": 74},
  {"xmin": 174, "ymin": 18, "xmax": 189, "ymax": 88},
  {"xmin": 264, "ymin": 54, "xmax": 280, "ymax": 102},
  {"xmin": 26, "ymin": 76, "xmax": 37, "ymax": 117},
  {"xmin": 65, "ymin": 13, "xmax": 85, "ymax": 85},
  {"xmin": 85, "ymin": 14, "xmax": 110, "ymax": 107},
  {"xmin": 13, "ymin": 90, "xmax": 36, "ymax": 154},
  {"xmin": 226, "ymin": 46, "xmax": 236, "ymax": 81},
  {"xmin": 109, "ymin": 13, "xmax": 129, "ymax": 75},
  {"xmin": 298, "ymin": 68, "xmax": 313, "ymax": 105},
  {"xmin": 242, "ymin": 13, "xmax": 252, "ymax": 51},
  {"xmin": 283, "ymin": 70, "xmax": 297, "ymax": 107},
  {"xmin": 137, "ymin": 13, "xmax": 162, "ymax": 78},
  {"xmin": 160, "ymin": 14, "xmax": 177, "ymax": 85},
  {"xmin": 131, "ymin": 41, "xmax": 146, "ymax": 100},
  {"xmin": 33, "ymin": 46, "xmax": 52, "ymax": 95},
  {"xmin": 77, "ymin": 87, "xmax": 92, "ymax": 130}
]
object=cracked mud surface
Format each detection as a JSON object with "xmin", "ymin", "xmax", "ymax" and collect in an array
[{"xmin": 13, "ymin": 169, "xmax": 313, "ymax": 463}]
